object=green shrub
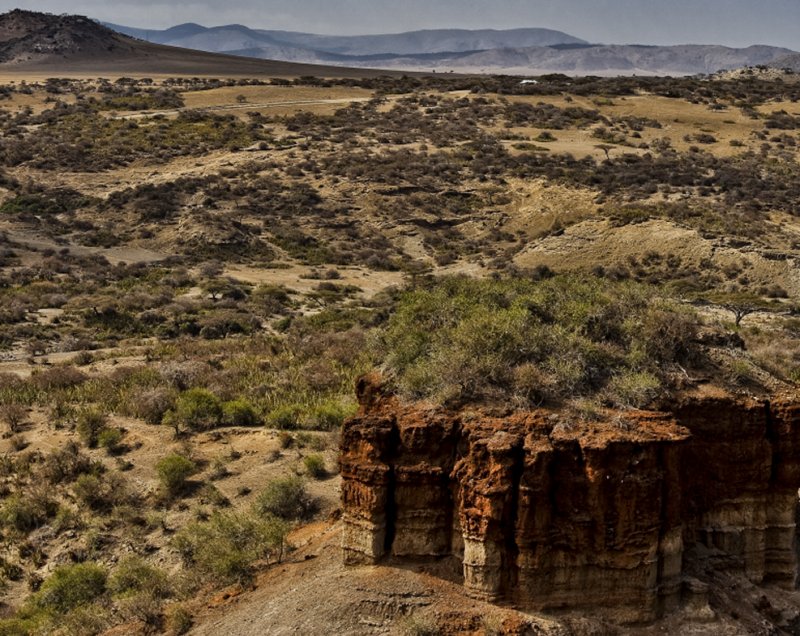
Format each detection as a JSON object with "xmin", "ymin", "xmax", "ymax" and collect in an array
[
  {"xmin": 76, "ymin": 409, "xmax": 107, "ymax": 448},
  {"xmin": 222, "ymin": 399, "xmax": 260, "ymax": 427},
  {"xmin": 254, "ymin": 476, "xmax": 315, "ymax": 521},
  {"xmin": 97, "ymin": 428, "xmax": 124, "ymax": 454},
  {"xmin": 200, "ymin": 483, "xmax": 230, "ymax": 508},
  {"xmin": 156, "ymin": 454, "xmax": 197, "ymax": 497},
  {"xmin": 605, "ymin": 371, "xmax": 661, "ymax": 408},
  {"xmin": 0, "ymin": 618, "xmax": 33, "ymax": 635},
  {"xmin": 0, "ymin": 492, "xmax": 56, "ymax": 534},
  {"xmin": 72, "ymin": 473, "xmax": 131, "ymax": 513},
  {"xmin": 27, "ymin": 562, "xmax": 107, "ymax": 616},
  {"xmin": 172, "ymin": 511, "xmax": 289, "ymax": 583},
  {"xmin": 165, "ymin": 604, "xmax": 193, "ymax": 635},
  {"xmin": 266, "ymin": 404, "xmax": 301, "ymax": 430},
  {"xmin": 728, "ymin": 359, "xmax": 755, "ymax": 385},
  {"xmin": 308, "ymin": 400, "xmax": 355, "ymax": 430},
  {"xmin": 378, "ymin": 275, "xmax": 700, "ymax": 406},
  {"xmin": 303, "ymin": 454, "xmax": 327, "ymax": 479},
  {"xmin": 41, "ymin": 442, "xmax": 99, "ymax": 484},
  {"xmin": 169, "ymin": 388, "xmax": 223, "ymax": 432},
  {"xmin": 109, "ymin": 557, "xmax": 170, "ymax": 599}
]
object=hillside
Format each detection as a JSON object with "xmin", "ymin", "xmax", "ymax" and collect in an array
[{"xmin": 0, "ymin": 10, "xmax": 407, "ymax": 78}]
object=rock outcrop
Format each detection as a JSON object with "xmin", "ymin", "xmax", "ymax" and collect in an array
[{"xmin": 340, "ymin": 376, "xmax": 800, "ymax": 624}]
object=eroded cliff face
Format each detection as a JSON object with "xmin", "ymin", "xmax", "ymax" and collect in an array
[{"xmin": 340, "ymin": 376, "xmax": 800, "ymax": 624}]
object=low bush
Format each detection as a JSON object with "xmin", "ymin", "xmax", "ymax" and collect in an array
[
  {"xmin": 165, "ymin": 604, "xmax": 193, "ymax": 635},
  {"xmin": 172, "ymin": 511, "xmax": 289, "ymax": 584},
  {"xmin": 97, "ymin": 427, "xmax": 123, "ymax": 454},
  {"xmin": 303, "ymin": 454, "xmax": 326, "ymax": 479},
  {"xmin": 72, "ymin": 473, "xmax": 131, "ymax": 513},
  {"xmin": 26, "ymin": 562, "xmax": 107, "ymax": 616},
  {"xmin": 254, "ymin": 476, "xmax": 316, "ymax": 521},
  {"xmin": 76, "ymin": 409, "xmax": 107, "ymax": 448},
  {"xmin": 133, "ymin": 387, "xmax": 175, "ymax": 425},
  {"xmin": 265, "ymin": 404, "xmax": 301, "ymax": 430},
  {"xmin": 156, "ymin": 454, "xmax": 197, "ymax": 498},
  {"xmin": 0, "ymin": 492, "xmax": 57, "ymax": 534},
  {"xmin": 109, "ymin": 557, "xmax": 171, "ymax": 599},
  {"xmin": 222, "ymin": 399, "xmax": 260, "ymax": 427},
  {"xmin": 308, "ymin": 400, "xmax": 355, "ymax": 430},
  {"xmin": 168, "ymin": 388, "xmax": 223, "ymax": 432}
]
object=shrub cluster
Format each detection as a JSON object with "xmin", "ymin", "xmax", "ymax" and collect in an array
[{"xmin": 378, "ymin": 275, "xmax": 699, "ymax": 408}]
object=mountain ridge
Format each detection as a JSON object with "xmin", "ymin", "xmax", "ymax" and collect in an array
[
  {"xmin": 0, "ymin": 10, "xmax": 414, "ymax": 77},
  {"xmin": 106, "ymin": 22, "xmax": 588, "ymax": 56},
  {"xmin": 105, "ymin": 19, "xmax": 799, "ymax": 75}
]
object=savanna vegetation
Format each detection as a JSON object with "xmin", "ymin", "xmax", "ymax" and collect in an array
[{"xmin": 0, "ymin": 68, "xmax": 797, "ymax": 633}]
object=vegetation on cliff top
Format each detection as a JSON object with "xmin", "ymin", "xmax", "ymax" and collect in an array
[{"xmin": 379, "ymin": 275, "xmax": 702, "ymax": 409}]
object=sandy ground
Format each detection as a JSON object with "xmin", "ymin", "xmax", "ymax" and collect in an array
[{"xmin": 189, "ymin": 521, "xmax": 563, "ymax": 636}]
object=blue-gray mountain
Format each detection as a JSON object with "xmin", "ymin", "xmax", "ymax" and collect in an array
[{"xmin": 105, "ymin": 20, "xmax": 799, "ymax": 75}]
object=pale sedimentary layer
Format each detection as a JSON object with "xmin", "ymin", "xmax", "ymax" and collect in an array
[{"xmin": 340, "ymin": 377, "xmax": 800, "ymax": 623}]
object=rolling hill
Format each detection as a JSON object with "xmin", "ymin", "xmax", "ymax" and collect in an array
[
  {"xmin": 105, "ymin": 18, "xmax": 800, "ymax": 76},
  {"xmin": 106, "ymin": 23, "xmax": 588, "ymax": 57},
  {"xmin": 0, "ymin": 10, "xmax": 407, "ymax": 77}
]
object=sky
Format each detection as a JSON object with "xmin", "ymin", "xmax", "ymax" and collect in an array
[{"xmin": 3, "ymin": 0, "xmax": 800, "ymax": 49}]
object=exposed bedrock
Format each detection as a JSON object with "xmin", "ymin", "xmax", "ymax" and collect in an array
[{"xmin": 340, "ymin": 376, "xmax": 800, "ymax": 623}]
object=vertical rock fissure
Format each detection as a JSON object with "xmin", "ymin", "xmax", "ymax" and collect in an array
[
  {"xmin": 764, "ymin": 400, "xmax": 779, "ymax": 486},
  {"xmin": 444, "ymin": 417, "xmax": 464, "ymax": 558},
  {"xmin": 503, "ymin": 437, "xmax": 525, "ymax": 597},
  {"xmin": 655, "ymin": 442, "xmax": 681, "ymax": 617},
  {"xmin": 383, "ymin": 421, "xmax": 400, "ymax": 557}
]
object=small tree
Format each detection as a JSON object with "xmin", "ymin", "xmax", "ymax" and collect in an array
[
  {"xmin": 595, "ymin": 143, "xmax": 614, "ymax": 160},
  {"xmin": 724, "ymin": 303, "xmax": 758, "ymax": 327},
  {"xmin": 703, "ymin": 291, "xmax": 771, "ymax": 327},
  {"xmin": 0, "ymin": 403, "xmax": 27, "ymax": 433}
]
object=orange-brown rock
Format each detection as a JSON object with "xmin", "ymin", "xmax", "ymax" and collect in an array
[{"xmin": 340, "ymin": 378, "xmax": 800, "ymax": 624}]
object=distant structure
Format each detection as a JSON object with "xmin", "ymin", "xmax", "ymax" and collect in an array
[{"xmin": 520, "ymin": 79, "xmax": 539, "ymax": 85}]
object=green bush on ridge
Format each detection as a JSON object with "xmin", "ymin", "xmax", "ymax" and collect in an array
[{"xmin": 378, "ymin": 274, "xmax": 699, "ymax": 408}]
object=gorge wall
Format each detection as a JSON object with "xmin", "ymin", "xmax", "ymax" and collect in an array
[{"xmin": 340, "ymin": 376, "xmax": 800, "ymax": 624}]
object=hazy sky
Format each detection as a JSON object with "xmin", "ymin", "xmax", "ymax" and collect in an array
[{"xmin": 3, "ymin": 0, "xmax": 800, "ymax": 49}]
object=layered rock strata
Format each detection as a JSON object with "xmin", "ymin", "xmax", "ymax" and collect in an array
[{"xmin": 340, "ymin": 377, "xmax": 800, "ymax": 623}]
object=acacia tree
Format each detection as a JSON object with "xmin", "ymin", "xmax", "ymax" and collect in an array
[
  {"xmin": 703, "ymin": 291, "xmax": 772, "ymax": 327},
  {"xmin": 595, "ymin": 144, "xmax": 614, "ymax": 160}
]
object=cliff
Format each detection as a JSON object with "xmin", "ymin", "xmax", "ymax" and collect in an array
[{"xmin": 340, "ymin": 375, "xmax": 800, "ymax": 625}]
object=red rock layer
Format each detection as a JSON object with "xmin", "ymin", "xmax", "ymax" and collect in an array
[{"xmin": 340, "ymin": 378, "xmax": 800, "ymax": 623}]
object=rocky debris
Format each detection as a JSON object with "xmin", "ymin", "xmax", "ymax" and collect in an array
[{"xmin": 341, "ymin": 376, "xmax": 800, "ymax": 627}]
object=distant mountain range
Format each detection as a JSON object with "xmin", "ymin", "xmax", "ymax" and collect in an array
[
  {"xmin": 105, "ymin": 23, "xmax": 588, "ymax": 58},
  {"xmin": 0, "ymin": 10, "xmax": 406, "ymax": 77},
  {"xmin": 106, "ymin": 21, "xmax": 800, "ymax": 76},
  {"xmin": 0, "ymin": 10, "xmax": 796, "ymax": 77}
]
